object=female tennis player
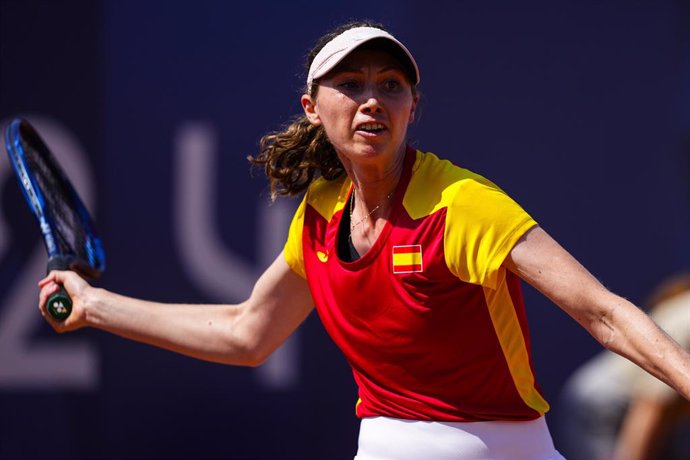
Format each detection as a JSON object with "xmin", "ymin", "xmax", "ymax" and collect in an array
[{"xmin": 38, "ymin": 20, "xmax": 690, "ymax": 459}]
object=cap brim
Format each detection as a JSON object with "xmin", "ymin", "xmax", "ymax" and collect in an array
[{"xmin": 307, "ymin": 27, "xmax": 420, "ymax": 92}]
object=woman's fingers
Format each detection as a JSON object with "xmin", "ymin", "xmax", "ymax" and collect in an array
[
  {"xmin": 37, "ymin": 270, "xmax": 88, "ymax": 331},
  {"xmin": 38, "ymin": 271, "xmax": 58, "ymax": 288},
  {"xmin": 38, "ymin": 281, "xmax": 60, "ymax": 312}
]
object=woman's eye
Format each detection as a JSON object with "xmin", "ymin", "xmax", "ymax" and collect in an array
[
  {"xmin": 382, "ymin": 79, "xmax": 402, "ymax": 92},
  {"xmin": 338, "ymin": 81, "xmax": 360, "ymax": 90}
]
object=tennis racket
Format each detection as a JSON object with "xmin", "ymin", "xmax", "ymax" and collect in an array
[{"xmin": 4, "ymin": 118, "xmax": 105, "ymax": 321}]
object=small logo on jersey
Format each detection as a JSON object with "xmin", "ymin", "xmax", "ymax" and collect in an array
[
  {"xmin": 317, "ymin": 250, "xmax": 329, "ymax": 263},
  {"xmin": 392, "ymin": 245, "xmax": 423, "ymax": 273}
]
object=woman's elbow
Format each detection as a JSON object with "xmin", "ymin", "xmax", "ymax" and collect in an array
[
  {"xmin": 221, "ymin": 328, "xmax": 276, "ymax": 368},
  {"xmin": 583, "ymin": 294, "xmax": 645, "ymax": 353},
  {"xmin": 239, "ymin": 343, "xmax": 273, "ymax": 368}
]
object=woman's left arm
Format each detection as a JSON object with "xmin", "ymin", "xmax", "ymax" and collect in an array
[{"xmin": 504, "ymin": 225, "xmax": 690, "ymax": 401}]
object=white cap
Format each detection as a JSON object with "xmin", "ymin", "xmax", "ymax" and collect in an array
[{"xmin": 306, "ymin": 26, "xmax": 420, "ymax": 93}]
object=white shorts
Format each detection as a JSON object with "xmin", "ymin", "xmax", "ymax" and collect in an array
[{"xmin": 354, "ymin": 416, "xmax": 565, "ymax": 460}]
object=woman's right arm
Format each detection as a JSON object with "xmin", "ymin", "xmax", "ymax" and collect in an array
[{"xmin": 38, "ymin": 251, "xmax": 314, "ymax": 367}]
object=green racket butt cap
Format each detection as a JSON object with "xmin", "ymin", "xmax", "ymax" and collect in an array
[{"xmin": 47, "ymin": 292, "xmax": 72, "ymax": 321}]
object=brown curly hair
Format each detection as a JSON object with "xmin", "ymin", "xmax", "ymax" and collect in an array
[{"xmin": 248, "ymin": 20, "xmax": 417, "ymax": 200}]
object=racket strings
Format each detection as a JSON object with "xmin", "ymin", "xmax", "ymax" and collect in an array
[{"xmin": 23, "ymin": 134, "xmax": 102, "ymax": 275}]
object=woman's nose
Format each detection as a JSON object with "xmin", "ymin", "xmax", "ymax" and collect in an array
[{"xmin": 360, "ymin": 89, "xmax": 383, "ymax": 113}]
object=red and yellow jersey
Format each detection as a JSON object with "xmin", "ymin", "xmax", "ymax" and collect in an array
[{"xmin": 284, "ymin": 147, "xmax": 549, "ymax": 422}]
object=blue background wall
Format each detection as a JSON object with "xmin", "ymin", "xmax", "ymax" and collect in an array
[{"xmin": 0, "ymin": 1, "xmax": 689, "ymax": 458}]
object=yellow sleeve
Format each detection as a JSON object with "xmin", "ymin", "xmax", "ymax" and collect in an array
[
  {"xmin": 444, "ymin": 174, "xmax": 536, "ymax": 289},
  {"xmin": 283, "ymin": 194, "xmax": 307, "ymax": 279}
]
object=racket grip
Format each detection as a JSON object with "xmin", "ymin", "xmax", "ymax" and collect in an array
[{"xmin": 47, "ymin": 287, "xmax": 72, "ymax": 321}]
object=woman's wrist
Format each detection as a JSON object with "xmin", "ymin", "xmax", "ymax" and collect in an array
[{"xmin": 81, "ymin": 286, "xmax": 108, "ymax": 328}]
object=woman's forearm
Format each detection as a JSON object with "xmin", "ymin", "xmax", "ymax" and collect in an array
[
  {"xmin": 592, "ymin": 295, "xmax": 690, "ymax": 401},
  {"xmin": 83, "ymin": 287, "xmax": 256, "ymax": 365}
]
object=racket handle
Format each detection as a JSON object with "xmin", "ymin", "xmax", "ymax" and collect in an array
[{"xmin": 47, "ymin": 287, "xmax": 72, "ymax": 321}]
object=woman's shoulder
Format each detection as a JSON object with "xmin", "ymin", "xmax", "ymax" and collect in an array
[
  {"xmin": 303, "ymin": 174, "xmax": 350, "ymax": 221},
  {"xmin": 405, "ymin": 150, "xmax": 502, "ymax": 218},
  {"xmin": 412, "ymin": 150, "xmax": 496, "ymax": 187}
]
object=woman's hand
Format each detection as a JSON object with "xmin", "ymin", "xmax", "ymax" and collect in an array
[{"xmin": 38, "ymin": 270, "xmax": 92, "ymax": 332}]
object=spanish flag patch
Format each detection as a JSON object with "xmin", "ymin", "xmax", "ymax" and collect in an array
[{"xmin": 392, "ymin": 245, "xmax": 423, "ymax": 274}]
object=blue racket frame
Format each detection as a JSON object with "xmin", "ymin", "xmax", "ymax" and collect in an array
[{"xmin": 4, "ymin": 118, "xmax": 105, "ymax": 276}]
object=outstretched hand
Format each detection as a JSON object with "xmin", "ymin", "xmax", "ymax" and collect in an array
[{"xmin": 38, "ymin": 270, "xmax": 91, "ymax": 332}]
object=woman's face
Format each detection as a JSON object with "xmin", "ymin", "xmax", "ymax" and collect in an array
[{"xmin": 302, "ymin": 48, "xmax": 418, "ymax": 166}]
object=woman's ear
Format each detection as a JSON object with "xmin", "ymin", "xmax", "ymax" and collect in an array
[
  {"xmin": 301, "ymin": 94, "xmax": 321, "ymax": 126},
  {"xmin": 408, "ymin": 94, "xmax": 420, "ymax": 124}
]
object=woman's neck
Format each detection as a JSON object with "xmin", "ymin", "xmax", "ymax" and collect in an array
[
  {"xmin": 341, "ymin": 145, "xmax": 406, "ymax": 257},
  {"xmin": 342, "ymin": 145, "xmax": 406, "ymax": 209}
]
